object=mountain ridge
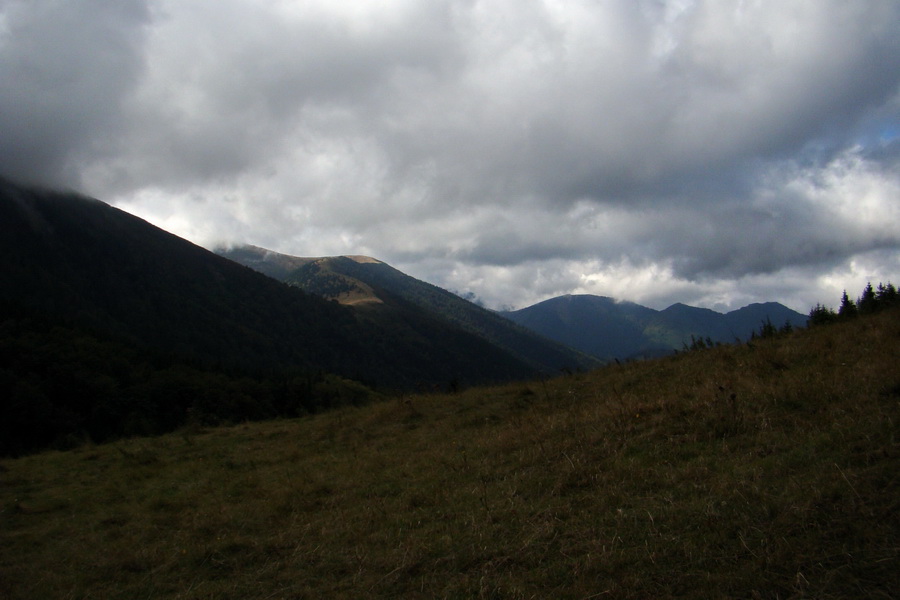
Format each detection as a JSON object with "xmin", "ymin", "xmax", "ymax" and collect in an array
[
  {"xmin": 501, "ymin": 293, "xmax": 808, "ymax": 361},
  {"xmin": 222, "ymin": 244, "xmax": 810, "ymax": 366},
  {"xmin": 218, "ymin": 245, "xmax": 599, "ymax": 373}
]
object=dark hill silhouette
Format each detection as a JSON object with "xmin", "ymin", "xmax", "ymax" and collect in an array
[{"xmin": 0, "ymin": 178, "xmax": 536, "ymax": 389}]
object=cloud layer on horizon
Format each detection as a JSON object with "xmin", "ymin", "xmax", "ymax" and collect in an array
[{"xmin": 2, "ymin": 0, "xmax": 899, "ymax": 311}]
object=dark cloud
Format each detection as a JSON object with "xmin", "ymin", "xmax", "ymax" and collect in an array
[
  {"xmin": 0, "ymin": 0, "xmax": 150, "ymax": 186},
  {"xmin": 2, "ymin": 0, "xmax": 899, "ymax": 312}
]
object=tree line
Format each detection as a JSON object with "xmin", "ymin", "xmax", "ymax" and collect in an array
[
  {"xmin": 808, "ymin": 282, "xmax": 898, "ymax": 326},
  {"xmin": 684, "ymin": 281, "xmax": 897, "ymax": 351}
]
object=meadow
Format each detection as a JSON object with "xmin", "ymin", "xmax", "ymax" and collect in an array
[{"xmin": 2, "ymin": 308, "xmax": 898, "ymax": 598}]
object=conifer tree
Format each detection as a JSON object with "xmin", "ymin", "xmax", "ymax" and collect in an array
[
  {"xmin": 757, "ymin": 317, "xmax": 777, "ymax": 339},
  {"xmin": 838, "ymin": 290, "xmax": 858, "ymax": 319},
  {"xmin": 808, "ymin": 303, "xmax": 837, "ymax": 326},
  {"xmin": 875, "ymin": 282, "xmax": 897, "ymax": 309},
  {"xmin": 858, "ymin": 282, "xmax": 878, "ymax": 315}
]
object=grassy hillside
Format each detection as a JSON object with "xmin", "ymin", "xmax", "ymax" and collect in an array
[{"xmin": 2, "ymin": 308, "xmax": 898, "ymax": 598}]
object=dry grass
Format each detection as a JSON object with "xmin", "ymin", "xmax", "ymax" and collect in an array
[{"xmin": 2, "ymin": 310, "xmax": 899, "ymax": 599}]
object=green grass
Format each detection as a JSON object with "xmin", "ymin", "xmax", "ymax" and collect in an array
[{"xmin": 2, "ymin": 310, "xmax": 899, "ymax": 599}]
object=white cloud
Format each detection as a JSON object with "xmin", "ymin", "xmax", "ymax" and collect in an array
[{"xmin": 2, "ymin": 0, "xmax": 899, "ymax": 312}]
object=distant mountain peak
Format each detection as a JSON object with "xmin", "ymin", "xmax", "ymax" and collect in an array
[{"xmin": 503, "ymin": 293, "xmax": 808, "ymax": 362}]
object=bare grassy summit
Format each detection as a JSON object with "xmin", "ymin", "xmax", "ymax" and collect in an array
[{"xmin": 2, "ymin": 308, "xmax": 899, "ymax": 599}]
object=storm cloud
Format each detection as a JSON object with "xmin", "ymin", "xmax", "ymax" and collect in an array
[{"xmin": 2, "ymin": 0, "xmax": 899, "ymax": 312}]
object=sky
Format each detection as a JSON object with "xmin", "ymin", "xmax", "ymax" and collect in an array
[{"xmin": 2, "ymin": 0, "xmax": 899, "ymax": 313}]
